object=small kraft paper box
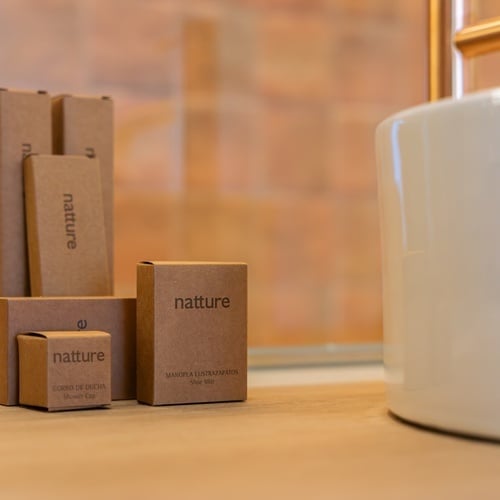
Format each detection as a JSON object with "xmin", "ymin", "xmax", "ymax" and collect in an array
[
  {"xmin": 0, "ymin": 88, "xmax": 52, "ymax": 296},
  {"xmin": 18, "ymin": 331, "xmax": 111, "ymax": 411},
  {"xmin": 52, "ymin": 94, "xmax": 114, "ymax": 290},
  {"xmin": 0, "ymin": 297, "xmax": 136, "ymax": 406},
  {"xmin": 24, "ymin": 154, "xmax": 112, "ymax": 296},
  {"xmin": 137, "ymin": 261, "xmax": 247, "ymax": 405}
]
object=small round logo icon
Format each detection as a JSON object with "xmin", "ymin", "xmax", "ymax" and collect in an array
[{"xmin": 77, "ymin": 319, "xmax": 88, "ymax": 330}]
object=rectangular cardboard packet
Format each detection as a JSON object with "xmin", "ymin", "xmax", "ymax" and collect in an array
[
  {"xmin": 0, "ymin": 297, "xmax": 136, "ymax": 405},
  {"xmin": 18, "ymin": 331, "xmax": 111, "ymax": 411},
  {"xmin": 24, "ymin": 154, "xmax": 111, "ymax": 296},
  {"xmin": 52, "ymin": 94, "xmax": 114, "ymax": 290},
  {"xmin": 136, "ymin": 261, "xmax": 247, "ymax": 405},
  {"xmin": 0, "ymin": 89, "xmax": 52, "ymax": 296}
]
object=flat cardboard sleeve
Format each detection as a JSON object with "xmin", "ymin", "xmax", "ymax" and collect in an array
[
  {"xmin": 137, "ymin": 261, "xmax": 247, "ymax": 405},
  {"xmin": 24, "ymin": 154, "xmax": 111, "ymax": 296},
  {"xmin": 52, "ymin": 94, "xmax": 114, "ymax": 291},
  {"xmin": 18, "ymin": 331, "xmax": 111, "ymax": 411},
  {"xmin": 0, "ymin": 89, "xmax": 52, "ymax": 296},
  {"xmin": 0, "ymin": 297, "xmax": 136, "ymax": 405}
]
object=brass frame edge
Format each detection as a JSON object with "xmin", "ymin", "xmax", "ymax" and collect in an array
[
  {"xmin": 455, "ymin": 16, "xmax": 500, "ymax": 57},
  {"xmin": 429, "ymin": 0, "xmax": 452, "ymax": 100}
]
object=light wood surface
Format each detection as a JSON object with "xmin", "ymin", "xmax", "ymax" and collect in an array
[{"xmin": 1, "ymin": 381, "xmax": 500, "ymax": 499}]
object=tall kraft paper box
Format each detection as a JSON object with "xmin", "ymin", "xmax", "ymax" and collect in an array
[
  {"xmin": 137, "ymin": 262, "xmax": 247, "ymax": 406},
  {"xmin": 24, "ymin": 154, "xmax": 112, "ymax": 296},
  {"xmin": 52, "ymin": 95, "xmax": 114, "ymax": 291},
  {"xmin": 0, "ymin": 89, "xmax": 52, "ymax": 296}
]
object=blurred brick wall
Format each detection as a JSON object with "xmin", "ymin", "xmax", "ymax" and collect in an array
[{"xmin": 0, "ymin": 0, "xmax": 427, "ymax": 346}]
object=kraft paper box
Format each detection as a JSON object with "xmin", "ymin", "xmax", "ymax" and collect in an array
[
  {"xmin": 137, "ymin": 261, "xmax": 247, "ymax": 405},
  {"xmin": 0, "ymin": 88, "xmax": 52, "ymax": 296},
  {"xmin": 24, "ymin": 154, "xmax": 111, "ymax": 296},
  {"xmin": 0, "ymin": 297, "xmax": 136, "ymax": 406},
  {"xmin": 18, "ymin": 331, "xmax": 111, "ymax": 411},
  {"xmin": 52, "ymin": 94, "xmax": 114, "ymax": 290}
]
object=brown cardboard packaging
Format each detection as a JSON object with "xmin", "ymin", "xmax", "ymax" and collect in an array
[
  {"xmin": 18, "ymin": 331, "xmax": 111, "ymax": 411},
  {"xmin": 0, "ymin": 89, "xmax": 52, "ymax": 296},
  {"xmin": 24, "ymin": 154, "xmax": 112, "ymax": 296},
  {"xmin": 137, "ymin": 261, "xmax": 247, "ymax": 405},
  {"xmin": 0, "ymin": 297, "xmax": 136, "ymax": 406},
  {"xmin": 52, "ymin": 94, "xmax": 114, "ymax": 290}
]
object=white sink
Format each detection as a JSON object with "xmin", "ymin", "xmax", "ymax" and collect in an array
[{"xmin": 376, "ymin": 88, "xmax": 500, "ymax": 440}]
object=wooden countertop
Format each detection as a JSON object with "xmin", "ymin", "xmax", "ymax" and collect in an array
[{"xmin": 2, "ymin": 381, "xmax": 500, "ymax": 499}]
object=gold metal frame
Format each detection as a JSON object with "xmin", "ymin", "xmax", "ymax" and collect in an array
[{"xmin": 429, "ymin": 0, "xmax": 500, "ymax": 100}]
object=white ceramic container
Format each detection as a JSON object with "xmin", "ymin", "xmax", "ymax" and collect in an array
[{"xmin": 376, "ymin": 88, "xmax": 500, "ymax": 439}]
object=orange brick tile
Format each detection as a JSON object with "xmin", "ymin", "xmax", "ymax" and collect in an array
[
  {"xmin": 176, "ymin": 194, "xmax": 255, "ymax": 263},
  {"xmin": 84, "ymin": 0, "xmax": 179, "ymax": 94},
  {"xmin": 237, "ymin": 0, "xmax": 328, "ymax": 10},
  {"xmin": 250, "ymin": 285, "xmax": 330, "ymax": 347},
  {"xmin": 328, "ymin": 111, "xmax": 379, "ymax": 194},
  {"xmin": 184, "ymin": 108, "xmax": 219, "ymax": 191},
  {"xmin": 182, "ymin": 17, "xmax": 219, "ymax": 98},
  {"xmin": 218, "ymin": 7, "xmax": 257, "ymax": 95},
  {"xmin": 475, "ymin": 0, "xmax": 500, "ymax": 19},
  {"xmin": 114, "ymin": 190, "xmax": 184, "ymax": 296},
  {"xmin": 270, "ymin": 285, "xmax": 329, "ymax": 337},
  {"xmin": 179, "ymin": 0, "xmax": 223, "ymax": 18},
  {"xmin": 212, "ymin": 198, "xmax": 255, "ymax": 261},
  {"xmin": 0, "ymin": 0, "xmax": 84, "ymax": 89},
  {"xmin": 114, "ymin": 95, "xmax": 182, "ymax": 192},
  {"xmin": 328, "ymin": 0, "xmax": 399, "ymax": 19},
  {"xmin": 328, "ymin": 279, "xmax": 383, "ymax": 343},
  {"xmin": 475, "ymin": 52, "xmax": 500, "ymax": 91},
  {"xmin": 254, "ymin": 11, "xmax": 332, "ymax": 100},
  {"xmin": 218, "ymin": 107, "xmax": 261, "ymax": 192},
  {"xmin": 330, "ymin": 16, "xmax": 425, "ymax": 105},
  {"xmin": 173, "ymin": 195, "xmax": 219, "ymax": 259},
  {"xmin": 332, "ymin": 196, "xmax": 381, "ymax": 280},
  {"xmin": 259, "ymin": 101, "xmax": 329, "ymax": 192},
  {"xmin": 253, "ymin": 197, "xmax": 336, "ymax": 288},
  {"xmin": 248, "ymin": 285, "xmax": 276, "ymax": 346}
]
